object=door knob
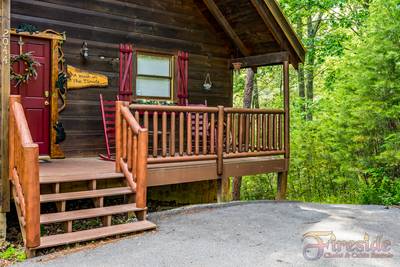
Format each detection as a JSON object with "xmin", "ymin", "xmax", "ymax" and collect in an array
[
  {"xmin": 44, "ymin": 100, "xmax": 50, "ymax": 106},
  {"xmin": 44, "ymin": 91, "xmax": 49, "ymax": 98}
]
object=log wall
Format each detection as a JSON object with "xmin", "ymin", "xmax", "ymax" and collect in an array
[{"xmin": 11, "ymin": 0, "xmax": 233, "ymax": 157}]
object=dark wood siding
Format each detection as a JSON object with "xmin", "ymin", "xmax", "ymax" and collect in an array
[{"xmin": 11, "ymin": 0, "xmax": 233, "ymax": 157}]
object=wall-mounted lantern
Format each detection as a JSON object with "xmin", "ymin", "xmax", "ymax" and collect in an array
[{"xmin": 80, "ymin": 42, "xmax": 89, "ymax": 59}]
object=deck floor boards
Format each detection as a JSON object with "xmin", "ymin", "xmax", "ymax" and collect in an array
[{"xmin": 40, "ymin": 156, "xmax": 287, "ymax": 186}]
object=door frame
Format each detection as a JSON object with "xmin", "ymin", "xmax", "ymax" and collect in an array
[{"xmin": 11, "ymin": 29, "xmax": 66, "ymax": 159}]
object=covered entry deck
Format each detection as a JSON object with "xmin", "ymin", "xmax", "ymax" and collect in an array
[{"xmin": 40, "ymin": 156, "xmax": 287, "ymax": 188}]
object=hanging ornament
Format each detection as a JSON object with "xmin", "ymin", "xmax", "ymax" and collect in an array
[
  {"xmin": 232, "ymin": 62, "xmax": 242, "ymax": 74},
  {"xmin": 203, "ymin": 73, "xmax": 212, "ymax": 91}
]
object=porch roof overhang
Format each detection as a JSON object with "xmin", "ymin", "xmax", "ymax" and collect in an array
[{"xmin": 197, "ymin": 0, "xmax": 306, "ymax": 69}]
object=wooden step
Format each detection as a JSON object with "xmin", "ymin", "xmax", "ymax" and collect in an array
[
  {"xmin": 40, "ymin": 204, "xmax": 145, "ymax": 224},
  {"xmin": 37, "ymin": 220, "xmax": 156, "ymax": 249},
  {"xmin": 40, "ymin": 172, "xmax": 124, "ymax": 184},
  {"xmin": 40, "ymin": 187, "xmax": 133, "ymax": 203}
]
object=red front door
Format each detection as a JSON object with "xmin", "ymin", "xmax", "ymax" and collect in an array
[{"xmin": 11, "ymin": 36, "xmax": 51, "ymax": 155}]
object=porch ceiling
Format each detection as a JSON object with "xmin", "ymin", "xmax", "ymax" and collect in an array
[{"xmin": 195, "ymin": 0, "xmax": 305, "ymax": 67}]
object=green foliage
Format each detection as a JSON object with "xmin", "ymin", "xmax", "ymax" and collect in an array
[
  {"xmin": 239, "ymin": 0, "xmax": 400, "ymax": 206},
  {"xmin": 240, "ymin": 174, "xmax": 277, "ymax": 201},
  {"xmin": 0, "ymin": 242, "xmax": 26, "ymax": 263}
]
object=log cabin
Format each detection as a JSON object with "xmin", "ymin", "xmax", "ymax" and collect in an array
[{"xmin": 0, "ymin": 0, "xmax": 305, "ymax": 255}]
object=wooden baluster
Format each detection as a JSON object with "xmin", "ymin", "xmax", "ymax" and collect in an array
[
  {"xmin": 226, "ymin": 112, "xmax": 231, "ymax": 153},
  {"xmin": 232, "ymin": 113, "xmax": 236, "ymax": 153},
  {"xmin": 278, "ymin": 113, "xmax": 282, "ymax": 150},
  {"xmin": 257, "ymin": 113, "xmax": 262, "ymax": 151},
  {"xmin": 195, "ymin": 113, "xmax": 199, "ymax": 155},
  {"xmin": 170, "ymin": 112, "xmax": 176, "ymax": 157},
  {"xmin": 122, "ymin": 119, "xmax": 127, "ymax": 160},
  {"xmin": 135, "ymin": 111, "xmax": 140, "ymax": 124},
  {"xmin": 251, "ymin": 114, "xmax": 256, "ymax": 151},
  {"xmin": 153, "ymin": 111, "xmax": 158, "ymax": 157},
  {"xmin": 127, "ymin": 127, "xmax": 132, "ymax": 170},
  {"xmin": 267, "ymin": 114, "xmax": 271, "ymax": 150},
  {"xmin": 162, "ymin": 112, "xmax": 167, "ymax": 157},
  {"xmin": 262, "ymin": 114, "xmax": 267, "ymax": 150},
  {"xmin": 272, "ymin": 114, "xmax": 277, "ymax": 150},
  {"xmin": 210, "ymin": 113, "xmax": 215, "ymax": 154},
  {"xmin": 179, "ymin": 112, "xmax": 184, "ymax": 156},
  {"xmin": 203, "ymin": 113, "xmax": 208, "ymax": 155},
  {"xmin": 144, "ymin": 111, "xmax": 149, "ymax": 129},
  {"xmin": 187, "ymin": 112, "xmax": 192, "ymax": 155},
  {"xmin": 245, "ymin": 114, "xmax": 250, "ymax": 152},
  {"xmin": 238, "ymin": 113, "xmax": 244, "ymax": 152},
  {"xmin": 132, "ymin": 134, "xmax": 137, "ymax": 179},
  {"xmin": 115, "ymin": 101, "xmax": 122, "ymax": 172}
]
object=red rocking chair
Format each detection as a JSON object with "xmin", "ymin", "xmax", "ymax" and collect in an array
[{"xmin": 99, "ymin": 94, "xmax": 119, "ymax": 161}]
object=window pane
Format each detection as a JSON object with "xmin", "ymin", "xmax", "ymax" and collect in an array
[
  {"xmin": 136, "ymin": 77, "xmax": 171, "ymax": 98},
  {"xmin": 137, "ymin": 54, "xmax": 171, "ymax": 77}
]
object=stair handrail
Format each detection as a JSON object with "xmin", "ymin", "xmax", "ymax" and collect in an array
[
  {"xmin": 8, "ymin": 95, "xmax": 40, "ymax": 249},
  {"xmin": 115, "ymin": 101, "xmax": 148, "ymax": 210}
]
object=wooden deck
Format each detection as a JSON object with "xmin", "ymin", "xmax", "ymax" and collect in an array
[{"xmin": 40, "ymin": 156, "xmax": 288, "ymax": 187}]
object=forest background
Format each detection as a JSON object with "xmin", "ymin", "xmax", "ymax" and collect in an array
[{"xmin": 235, "ymin": 0, "xmax": 400, "ymax": 205}]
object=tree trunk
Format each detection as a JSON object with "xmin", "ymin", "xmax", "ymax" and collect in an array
[
  {"xmin": 305, "ymin": 15, "xmax": 315, "ymax": 121},
  {"xmin": 296, "ymin": 18, "xmax": 306, "ymax": 119},
  {"xmin": 253, "ymin": 73, "xmax": 259, "ymax": 109},
  {"xmin": 233, "ymin": 68, "xmax": 254, "ymax": 201}
]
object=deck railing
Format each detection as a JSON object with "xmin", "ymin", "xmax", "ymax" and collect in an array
[
  {"xmin": 223, "ymin": 108, "xmax": 285, "ymax": 158},
  {"xmin": 115, "ymin": 101, "xmax": 148, "ymax": 209},
  {"xmin": 8, "ymin": 95, "xmax": 40, "ymax": 249},
  {"xmin": 127, "ymin": 103, "xmax": 286, "ymax": 176}
]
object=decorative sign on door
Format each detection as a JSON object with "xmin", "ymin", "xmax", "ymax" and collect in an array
[{"xmin": 67, "ymin": 65, "xmax": 108, "ymax": 89}]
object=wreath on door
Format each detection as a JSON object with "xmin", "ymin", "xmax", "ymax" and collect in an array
[{"xmin": 10, "ymin": 52, "xmax": 40, "ymax": 86}]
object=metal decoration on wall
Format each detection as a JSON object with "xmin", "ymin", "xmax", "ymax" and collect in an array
[
  {"xmin": 53, "ymin": 31, "xmax": 67, "ymax": 113},
  {"xmin": 203, "ymin": 73, "xmax": 212, "ymax": 91},
  {"xmin": 16, "ymin": 23, "xmax": 39, "ymax": 34},
  {"xmin": 53, "ymin": 121, "xmax": 66, "ymax": 144}
]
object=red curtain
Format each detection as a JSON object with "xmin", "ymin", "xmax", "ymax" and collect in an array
[
  {"xmin": 177, "ymin": 51, "xmax": 189, "ymax": 105},
  {"xmin": 119, "ymin": 44, "xmax": 133, "ymax": 101}
]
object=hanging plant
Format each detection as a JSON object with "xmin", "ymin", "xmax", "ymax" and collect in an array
[{"xmin": 10, "ymin": 52, "xmax": 40, "ymax": 86}]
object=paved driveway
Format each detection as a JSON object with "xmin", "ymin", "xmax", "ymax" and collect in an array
[{"xmin": 16, "ymin": 201, "xmax": 400, "ymax": 267}]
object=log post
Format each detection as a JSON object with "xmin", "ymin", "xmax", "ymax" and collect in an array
[
  {"xmin": 277, "ymin": 61, "xmax": 290, "ymax": 200},
  {"xmin": 216, "ymin": 106, "xmax": 224, "ymax": 176},
  {"xmin": 9, "ymin": 96, "xmax": 20, "ymax": 178},
  {"xmin": 23, "ymin": 144, "xmax": 40, "ymax": 248},
  {"xmin": 1, "ymin": 0, "xmax": 11, "ymax": 238},
  {"xmin": 216, "ymin": 106, "xmax": 230, "ymax": 202},
  {"xmin": 135, "ymin": 129, "xmax": 148, "ymax": 219}
]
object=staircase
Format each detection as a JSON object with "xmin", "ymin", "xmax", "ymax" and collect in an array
[
  {"xmin": 37, "ymin": 172, "xmax": 156, "ymax": 250},
  {"xmin": 9, "ymin": 96, "xmax": 155, "ymax": 256}
]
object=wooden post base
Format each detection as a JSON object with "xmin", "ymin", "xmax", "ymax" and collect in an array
[
  {"xmin": 25, "ymin": 248, "xmax": 36, "ymax": 258},
  {"xmin": 276, "ymin": 172, "xmax": 288, "ymax": 200},
  {"xmin": 134, "ymin": 210, "xmax": 146, "ymax": 221},
  {"xmin": 217, "ymin": 176, "xmax": 230, "ymax": 203},
  {"xmin": 0, "ymin": 213, "xmax": 6, "ymax": 241}
]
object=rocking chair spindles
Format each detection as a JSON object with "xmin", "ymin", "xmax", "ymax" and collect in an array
[{"xmin": 99, "ymin": 94, "xmax": 118, "ymax": 161}]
